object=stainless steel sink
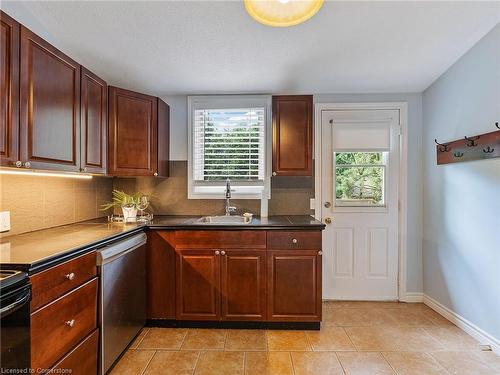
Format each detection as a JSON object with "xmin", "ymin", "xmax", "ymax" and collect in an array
[{"xmin": 196, "ymin": 215, "xmax": 252, "ymax": 224}]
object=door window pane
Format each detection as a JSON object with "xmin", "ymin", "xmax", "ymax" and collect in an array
[{"xmin": 335, "ymin": 152, "xmax": 386, "ymax": 207}]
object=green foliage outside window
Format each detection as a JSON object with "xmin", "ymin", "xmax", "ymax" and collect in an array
[{"xmin": 335, "ymin": 152, "xmax": 384, "ymax": 206}]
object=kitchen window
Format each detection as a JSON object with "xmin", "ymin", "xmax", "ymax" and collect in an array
[{"xmin": 188, "ymin": 95, "xmax": 272, "ymax": 199}]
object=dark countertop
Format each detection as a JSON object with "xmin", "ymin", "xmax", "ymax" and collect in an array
[{"xmin": 0, "ymin": 215, "xmax": 324, "ymax": 274}]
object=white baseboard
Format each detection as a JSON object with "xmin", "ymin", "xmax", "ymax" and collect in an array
[
  {"xmin": 400, "ymin": 292, "xmax": 424, "ymax": 303},
  {"xmin": 423, "ymin": 294, "xmax": 500, "ymax": 355}
]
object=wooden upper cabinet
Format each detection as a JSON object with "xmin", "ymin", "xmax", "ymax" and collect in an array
[
  {"xmin": 108, "ymin": 86, "xmax": 169, "ymax": 177},
  {"xmin": 0, "ymin": 11, "xmax": 19, "ymax": 167},
  {"xmin": 272, "ymin": 95, "xmax": 313, "ymax": 176},
  {"xmin": 80, "ymin": 67, "xmax": 107, "ymax": 174},
  {"xmin": 19, "ymin": 26, "xmax": 81, "ymax": 171}
]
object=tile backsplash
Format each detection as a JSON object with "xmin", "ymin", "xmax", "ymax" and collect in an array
[
  {"xmin": 113, "ymin": 161, "xmax": 314, "ymax": 217},
  {"xmin": 0, "ymin": 174, "xmax": 113, "ymax": 236}
]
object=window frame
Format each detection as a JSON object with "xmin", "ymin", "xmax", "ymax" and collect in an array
[
  {"xmin": 187, "ymin": 95, "xmax": 272, "ymax": 200},
  {"xmin": 333, "ymin": 151, "xmax": 389, "ymax": 211}
]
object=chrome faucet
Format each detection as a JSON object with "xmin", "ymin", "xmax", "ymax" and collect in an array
[{"xmin": 224, "ymin": 178, "xmax": 236, "ymax": 216}]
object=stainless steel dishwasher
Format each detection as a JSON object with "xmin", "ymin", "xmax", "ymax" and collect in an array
[{"xmin": 97, "ymin": 232, "xmax": 147, "ymax": 374}]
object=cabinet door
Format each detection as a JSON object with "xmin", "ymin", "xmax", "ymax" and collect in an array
[
  {"xmin": 80, "ymin": 67, "xmax": 107, "ymax": 174},
  {"xmin": 221, "ymin": 250, "xmax": 266, "ymax": 321},
  {"xmin": 0, "ymin": 11, "xmax": 19, "ymax": 167},
  {"xmin": 108, "ymin": 86, "xmax": 158, "ymax": 176},
  {"xmin": 267, "ymin": 250, "xmax": 322, "ymax": 321},
  {"xmin": 147, "ymin": 231, "xmax": 176, "ymax": 319},
  {"xmin": 20, "ymin": 26, "xmax": 81, "ymax": 171},
  {"xmin": 176, "ymin": 249, "xmax": 221, "ymax": 320},
  {"xmin": 272, "ymin": 95, "xmax": 313, "ymax": 176}
]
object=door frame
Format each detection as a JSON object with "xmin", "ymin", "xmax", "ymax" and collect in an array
[{"xmin": 314, "ymin": 102, "xmax": 409, "ymax": 302}]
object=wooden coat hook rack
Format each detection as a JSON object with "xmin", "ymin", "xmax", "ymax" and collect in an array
[{"xmin": 435, "ymin": 122, "xmax": 500, "ymax": 165}]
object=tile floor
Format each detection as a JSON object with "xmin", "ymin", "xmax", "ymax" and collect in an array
[{"xmin": 111, "ymin": 302, "xmax": 500, "ymax": 375}]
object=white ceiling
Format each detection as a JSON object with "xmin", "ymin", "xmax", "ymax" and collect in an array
[{"xmin": 2, "ymin": 1, "xmax": 499, "ymax": 97}]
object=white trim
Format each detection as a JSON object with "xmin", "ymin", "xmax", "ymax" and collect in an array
[
  {"xmin": 314, "ymin": 102, "xmax": 409, "ymax": 302},
  {"xmin": 401, "ymin": 292, "xmax": 424, "ymax": 303},
  {"xmin": 423, "ymin": 294, "xmax": 500, "ymax": 355}
]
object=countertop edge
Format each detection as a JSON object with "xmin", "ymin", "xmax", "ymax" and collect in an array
[{"xmin": 1, "ymin": 216, "xmax": 325, "ymax": 273}]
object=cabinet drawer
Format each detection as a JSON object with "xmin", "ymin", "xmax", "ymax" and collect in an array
[
  {"xmin": 175, "ymin": 231, "xmax": 266, "ymax": 249},
  {"xmin": 30, "ymin": 251, "xmax": 96, "ymax": 311},
  {"xmin": 267, "ymin": 231, "xmax": 321, "ymax": 250},
  {"xmin": 51, "ymin": 329, "xmax": 98, "ymax": 375},
  {"xmin": 31, "ymin": 278, "xmax": 98, "ymax": 370}
]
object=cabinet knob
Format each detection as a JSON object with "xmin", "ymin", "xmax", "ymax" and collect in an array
[
  {"xmin": 65, "ymin": 272, "xmax": 75, "ymax": 280},
  {"xmin": 23, "ymin": 161, "xmax": 31, "ymax": 168},
  {"xmin": 65, "ymin": 319, "xmax": 75, "ymax": 327},
  {"xmin": 324, "ymin": 217, "xmax": 332, "ymax": 224},
  {"xmin": 154, "ymin": 172, "xmax": 158, "ymax": 177},
  {"xmin": 215, "ymin": 250, "xmax": 220, "ymax": 255},
  {"xmin": 272, "ymin": 172, "xmax": 277, "ymax": 176},
  {"xmin": 14, "ymin": 160, "xmax": 22, "ymax": 168},
  {"xmin": 221, "ymin": 250, "xmax": 226, "ymax": 256},
  {"xmin": 318, "ymin": 251, "xmax": 323, "ymax": 256},
  {"xmin": 324, "ymin": 202, "xmax": 331, "ymax": 208},
  {"xmin": 292, "ymin": 238, "xmax": 298, "ymax": 244}
]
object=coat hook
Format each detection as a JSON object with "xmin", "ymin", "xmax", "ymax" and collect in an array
[
  {"xmin": 434, "ymin": 139, "xmax": 450, "ymax": 152},
  {"xmin": 464, "ymin": 135, "xmax": 480, "ymax": 147},
  {"xmin": 483, "ymin": 146, "xmax": 495, "ymax": 153},
  {"xmin": 495, "ymin": 122, "xmax": 499, "ymax": 130},
  {"xmin": 453, "ymin": 151, "xmax": 464, "ymax": 158}
]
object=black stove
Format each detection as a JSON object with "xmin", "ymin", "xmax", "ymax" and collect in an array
[{"xmin": 1, "ymin": 269, "xmax": 31, "ymax": 371}]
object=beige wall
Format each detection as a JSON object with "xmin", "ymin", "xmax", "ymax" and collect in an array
[
  {"xmin": 114, "ymin": 161, "xmax": 313, "ymax": 216},
  {"xmin": 0, "ymin": 174, "xmax": 113, "ymax": 236}
]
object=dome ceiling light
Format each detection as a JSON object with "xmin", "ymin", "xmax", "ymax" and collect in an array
[{"xmin": 244, "ymin": 0, "xmax": 324, "ymax": 27}]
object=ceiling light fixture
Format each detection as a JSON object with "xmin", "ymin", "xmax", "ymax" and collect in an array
[
  {"xmin": 0, "ymin": 168, "xmax": 93, "ymax": 179},
  {"xmin": 244, "ymin": 0, "xmax": 324, "ymax": 27}
]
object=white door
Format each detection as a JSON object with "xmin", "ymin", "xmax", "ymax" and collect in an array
[{"xmin": 321, "ymin": 109, "xmax": 400, "ymax": 300}]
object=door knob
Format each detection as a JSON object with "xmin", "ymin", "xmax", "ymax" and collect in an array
[
  {"xmin": 324, "ymin": 202, "xmax": 331, "ymax": 208},
  {"xmin": 324, "ymin": 217, "xmax": 332, "ymax": 224}
]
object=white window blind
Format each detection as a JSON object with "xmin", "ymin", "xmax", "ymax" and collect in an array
[{"xmin": 193, "ymin": 108, "xmax": 265, "ymax": 181}]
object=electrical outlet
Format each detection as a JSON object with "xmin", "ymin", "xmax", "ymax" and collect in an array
[
  {"xmin": 310, "ymin": 198, "xmax": 315, "ymax": 210},
  {"xmin": 0, "ymin": 211, "xmax": 11, "ymax": 232}
]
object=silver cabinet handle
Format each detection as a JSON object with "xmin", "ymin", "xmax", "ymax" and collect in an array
[
  {"xmin": 318, "ymin": 251, "xmax": 323, "ymax": 256},
  {"xmin": 14, "ymin": 160, "xmax": 22, "ymax": 168},
  {"xmin": 292, "ymin": 238, "xmax": 298, "ymax": 244},
  {"xmin": 221, "ymin": 251, "xmax": 226, "ymax": 256},
  {"xmin": 23, "ymin": 161, "xmax": 31, "ymax": 168},
  {"xmin": 65, "ymin": 272, "xmax": 75, "ymax": 280},
  {"xmin": 65, "ymin": 319, "xmax": 75, "ymax": 327},
  {"xmin": 215, "ymin": 250, "xmax": 220, "ymax": 255}
]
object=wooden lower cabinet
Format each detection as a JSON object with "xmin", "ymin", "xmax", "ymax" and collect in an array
[
  {"xmin": 153, "ymin": 230, "xmax": 323, "ymax": 324},
  {"xmin": 31, "ymin": 277, "xmax": 98, "ymax": 369},
  {"xmin": 176, "ymin": 249, "xmax": 221, "ymax": 321},
  {"xmin": 221, "ymin": 250, "xmax": 266, "ymax": 321},
  {"xmin": 267, "ymin": 250, "xmax": 322, "ymax": 322},
  {"xmin": 51, "ymin": 329, "xmax": 98, "ymax": 375}
]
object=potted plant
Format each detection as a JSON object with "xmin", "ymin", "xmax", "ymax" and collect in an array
[{"xmin": 101, "ymin": 190, "xmax": 145, "ymax": 222}]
